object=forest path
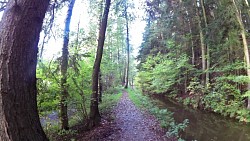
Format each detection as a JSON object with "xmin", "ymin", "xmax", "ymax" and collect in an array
[
  {"xmin": 77, "ymin": 90, "xmax": 168, "ymax": 141},
  {"xmin": 102, "ymin": 90, "xmax": 167, "ymax": 141}
]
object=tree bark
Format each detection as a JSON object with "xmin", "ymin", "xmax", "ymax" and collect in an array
[
  {"xmin": 187, "ymin": 11, "xmax": 195, "ymax": 66},
  {"xmin": 60, "ymin": 0, "xmax": 75, "ymax": 130},
  {"xmin": 124, "ymin": 3, "xmax": 130, "ymax": 89},
  {"xmin": 195, "ymin": 0, "xmax": 206, "ymax": 86},
  {"xmin": 89, "ymin": 0, "xmax": 111, "ymax": 128},
  {"xmin": 200, "ymin": 0, "xmax": 210, "ymax": 86},
  {"xmin": 98, "ymin": 71, "xmax": 103, "ymax": 103},
  {"xmin": 0, "ymin": 0, "xmax": 49, "ymax": 140},
  {"xmin": 122, "ymin": 65, "xmax": 126, "ymax": 85},
  {"xmin": 244, "ymin": 0, "xmax": 250, "ymax": 17}
]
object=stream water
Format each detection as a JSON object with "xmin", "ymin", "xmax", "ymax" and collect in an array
[{"xmin": 154, "ymin": 96, "xmax": 250, "ymax": 141}]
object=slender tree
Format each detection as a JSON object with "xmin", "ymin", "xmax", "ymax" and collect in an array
[
  {"xmin": 232, "ymin": 0, "xmax": 250, "ymax": 109},
  {"xmin": 200, "ymin": 0, "xmax": 210, "ymax": 86},
  {"xmin": 124, "ymin": 1, "xmax": 130, "ymax": 89},
  {"xmin": 60, "ymin": 0, "xmax": 76, "ymax": 130},
  {"xmin": 89, "ymin": 0, "xmax": 111, "ymax": 128},
  {"xmin": 195, "ymin": 0, "xmax": 206, "ymax": 86},
  {"xmin": 0, "ymin": 0, "xmax": 49, "ymax": 140}
]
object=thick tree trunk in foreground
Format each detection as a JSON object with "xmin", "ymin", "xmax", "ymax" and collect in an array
[
  {"xmin": 89, "ymin": 0, "xmax": 111, "ymax": 128},
  {"xmin": 0, "ymin": 0, "xmax": 49, "ymax": 140},
  {"xmin": 124, "ymin": 4, "xmax": 130, "ymax": 89},
  {"xmin": 60, "ymin": 0, "xmax": 75, "ymax": 130}
]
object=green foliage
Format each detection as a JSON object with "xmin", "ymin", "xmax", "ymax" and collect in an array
[
  {"xmin": 37, "ymin": 53, "xmax": 94, "ymax": 118},
  {"xmin": 127, "ymin": 88, "xmax": 145, "ymax": 107},
  {"xmin": 183, "ymin": 98, "xmax": 197, "ymax": 107},
  {"xmin": 37, "ymin": 52, "xmax": 94, "ymax": 139},
  {"xmin": 58, "ymin": 129, "xmax": 77, "ymax": 136},
  {"xmin": 138, "ymin": 52, "xmax": 190, "ymax": 94},
  {"xmin": 104, "ymin": 86, "xmax": 123, "ymax": 95},
  {"xmin": 182, "ymin": 78, "xmax": 207, "ymax": 108},
  {"xmin": 99, "ymin": 88, "xmax": 123, "ymax": 113},
  {"xmin": 199, "ymin": 75, "xmax": 250, "ymax": 122},
  {"xmin": 187, "ymin": 78, "xmax": 205, "ymax": 95},
  {"xmin": 137, "ymin": 0, "xmax": 250, "ymax": 124},
  {"xmin": 67, "ymin": 54, "xmax": 93, "ymax": 119},
  {"xmin": 242, "ymin": 90, "xmax": 250, "ymax": 98},
  {"xmin": 37, "ymin": 61, "xmax": 61, "ymax": 116},
  {"xmin": 166, "ymin": 119, "xmax": 189, "ymax": 138}
]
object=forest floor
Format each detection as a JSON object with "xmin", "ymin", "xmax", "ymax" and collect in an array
[{"xmin": 74, "ymin": 90, "xmax": 169, "ymax": 141}]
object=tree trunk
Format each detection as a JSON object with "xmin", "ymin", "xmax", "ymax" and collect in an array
[
  {"xmin": 60, "ymin": 0, "xmax": 75, "ymax": 130},
  {"xmin": 124, "ymin": 4, "xmax": 130, "ymax": 89},
  {"xmin": 195, "ymin": 1, "xmax": 206, "ymax": 86},
  {"xmin": 122, "ymin": 65, "xmax": 126, "ymax": 85},
  {"xmin": 232, "ymin": 0, "xmax": 250, "ymax": 109},
  {"xmin": 200, "ymin": 0, "xmax": 210, "ymax": 86},
  {"xmin": 0, "ymin": 0, "xmax": 49, "ymax": 140},
  {"xmin": 98, "ymin": 71, "xmax": 103, "ymax": 103},
  {"xmin": 244, "ymin": 0, "xmax": 250, "ymax": 17},
  {"xmin": 89, "ymin": 0, "xmax": 111, "ymax": 128},
  {"xmin": 187, "ymin": 12, "xmax": 195, "ymax": 66}
]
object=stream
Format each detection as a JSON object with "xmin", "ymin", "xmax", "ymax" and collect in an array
[{"xmin": 153, "ymin": 96, "xmax": 250, "ymax": 141}]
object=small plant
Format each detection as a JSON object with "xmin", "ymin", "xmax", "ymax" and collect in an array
[
  {"xmin": 166, "ymin": 119, "xmax": 189, "ymax": 138},
  {"xmin": 58, "ymin": 129, "xmax": 77, "ymax": 136},
  {"xmin": 183, "ymin": 97, "xmax": 191, "ymax": 106}
]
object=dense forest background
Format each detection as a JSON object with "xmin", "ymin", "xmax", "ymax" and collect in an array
[
  {"xmin": 137, "ymin": 0, "xmax": 250, "ymax": 123},
  {"xmin": 1, "ymin": 0, "xmax": 250, "ymax": 140}
]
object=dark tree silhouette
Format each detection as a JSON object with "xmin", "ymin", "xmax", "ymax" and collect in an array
[
  {"xmin": 0, "ymin": 0, "xmax": 49, "ymax": 140},
  {"xmin": 89, "ymin": 0, "xmax": 111, "ymax": 128}
]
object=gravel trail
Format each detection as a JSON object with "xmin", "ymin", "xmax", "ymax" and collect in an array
[
  {"xmin": 77, "ymin": 90, "xmax": 169, "ymax": 141},
  {"xmin": 102, "ymin": 90, "xmax": 167, "ymax": 141}
]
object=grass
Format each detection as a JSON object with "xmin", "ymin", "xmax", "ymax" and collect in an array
[
  {"xmin": 99, "ymin": 88, "xmax": 122, "ymax": 113},
  {"xmin": 127, "ymin": 88, "xmax": 143, "ymax": 107},
  {"xmin": 127, "ymin": 88, "xmax": 189, "ymax": 140}
]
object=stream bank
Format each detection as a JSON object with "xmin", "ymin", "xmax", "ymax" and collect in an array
[{"xmin": 152, "ymin": 95, "xmax": 250, "ymax": 141}]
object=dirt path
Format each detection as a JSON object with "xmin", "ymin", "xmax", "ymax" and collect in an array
[
  {"xmin": 103, "ymin": 90, "xmax": 167, "ymax": 141},
  {"xmin": 77, "ymin": 90, "xmax": 169, "ymax": 141}
]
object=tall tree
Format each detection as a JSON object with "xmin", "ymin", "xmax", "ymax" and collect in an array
[
  {"xmin": 89, "ymin": 0, "xmax": 111, "ymax": 128},
  {"xmin": 0, "ymin": 0, "xmax": 49, "ymax": 140},
  {"xmin": 60, "ymin": 0, "xmax": 76, "ymax": 130},
  {"xmin": 200, "ymin": 0, "xmax": 210, "ymax": 86},
  {"xmin": 232, "ymin": 0, "xmax": 250, "ymax": 109},
  {"xmin": 194, "ymin": 0, "xmax": 206, "ymax": 86},
  {"xmin": 124, "ymin": 1, "xmax": 130, "ymax": 89}
]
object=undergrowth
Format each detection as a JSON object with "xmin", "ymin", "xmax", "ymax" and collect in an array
[
  {"xmin": 44, "ymin": 87, "xmax": 122, "ymax": 141},
  {"xmin": 99, "ymin": 88, "xmax": 123, "ymax": 113},
  {"xmin": 127, "ymin": 88, "xmax": 189, "ymax": 140}
]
